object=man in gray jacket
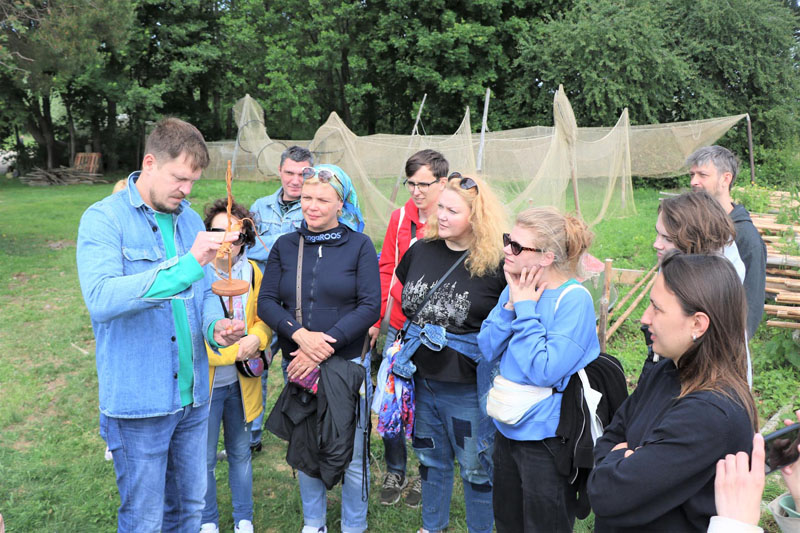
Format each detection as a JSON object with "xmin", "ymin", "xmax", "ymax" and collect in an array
[{"xmin": 687, "ymin": 145, "xmax": 766, "ymax": 339}]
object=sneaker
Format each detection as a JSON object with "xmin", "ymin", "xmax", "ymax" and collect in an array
[
  {"xmin": 301, "ymin": 526, "xmax": 327, "ymax": 533},
  {"xmin": 104, "ymin": 446, "xmax": 113, "ymax": 461},
  {"xmin": 199, "ymin": 523, "xmax": 219, "ymax": 533},
  {"xmin": 235, "ymin": 519, "xmax": 254, "ymax": 533},
  {"xmin": 250, "ymin": 441, "xmax": 262, "ymax": 453},
  {"xmin": 380, "ymin": 471, "xmax": 408, "ymax": 505},
  {"xmin": 405, "ymin": 476, "xmax": 422, "ymax": 508},
  {"xmin": 216, "ymin": 449, "xmax": 227, "ymax": 462}
]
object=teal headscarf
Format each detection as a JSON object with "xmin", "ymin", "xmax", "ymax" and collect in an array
[{"xmin": 314, "ymin": 164, "xmax": 365, "ymax": 233}]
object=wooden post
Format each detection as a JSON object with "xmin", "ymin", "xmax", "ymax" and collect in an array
[
  {"xmin": 390, "ymin": 94, "xmax": 428, "ymax": 204},
  {"xmin": 477, "ymin": 88, "xmax": 491, "ymax": 173},
  {"xmin": 611, "ymin": 263, "xmax": 658, "ymax": 318},
  {"xmin": 597, "ymin": 259, "xmax": 613, "ymax": 352},
  {"xmin": 606, "ymin": 273, "xmax": 657, "ymax": 342},
  {"xmin": 746, "ymin": 114, "xmax": 756, "ymax": 185}
]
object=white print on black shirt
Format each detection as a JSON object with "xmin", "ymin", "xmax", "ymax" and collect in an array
[{"xmin": 403, "ymin": 275, "xmax": 471, "ymax": 328}]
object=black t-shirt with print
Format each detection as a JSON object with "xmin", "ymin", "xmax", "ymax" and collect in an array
[{"xmin": 395, "ymin": 239, "xmax": 506, "ymax": 383}]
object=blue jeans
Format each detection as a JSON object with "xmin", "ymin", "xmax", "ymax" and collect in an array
[
  {"xmin": 412, "ymin": 378, "xmax": 493, "ymax": 533},
  {"xmin": 299, "ymin": 354, "xmax": 371, "ymax": 533},
  {"xmin": 381, "ymin": 326, "xmax": 407, "ymax": 475},
  {"xmin": 101, "ymin": 405, "xmax": 208, "ymax": 532},
  {"xmin": 204, "ymin": 383, "xmax": 253, "ymax": 525}
]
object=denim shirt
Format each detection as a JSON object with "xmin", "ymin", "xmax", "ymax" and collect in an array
[
  {"xmin": 392, "ymin": 322, "xmax": 500, "ymax": 478},
  {"xmin": 76, "ymin": 172, "xmax": 224, "ymax": 418},
  {"xmin": 248, "ymin": 188, "xmax": 304, "ymax": 272}
]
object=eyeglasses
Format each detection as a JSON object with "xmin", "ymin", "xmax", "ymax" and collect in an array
[
  {"xmin": 209, "ymin": 227, "xmax": 246, "ymax": 246},
  {"xmin": 503, "ymin": 233, "xmax": 544, "ymax": 255},
  {"xmin": 447, "ymin": 172, "xmax": 478, "ymax": 193},
  {"xmin": 301, "ymin": 166, "xmax": 340, "ymax": 186},
  {"xmin": 404, "ymin": 178, "xmax": 440, "ymax": 192}
]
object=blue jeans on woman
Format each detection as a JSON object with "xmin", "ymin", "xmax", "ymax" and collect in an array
[
  {"xmin": 413, "ymin": 378, "xmax": 494, "ymax": 533},
  {"xmin": 203, "ymin": 382, "xmax": 254, "ymax": 526},
  {"xmin": 299, "ymin": 354, "xmax": 371, "ymax": 533},
  {"xmin": 381, "ymin": 326, "xmax": 407, "ymax": 475}
]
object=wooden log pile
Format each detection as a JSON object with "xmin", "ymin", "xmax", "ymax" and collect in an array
[
  {"xmin": 753, "ymin": 206, "xmax": 800, "ymax": 329},
  {"xmin": 19, "ymin": 166, "xmax": 107, "ymax": 186},
  {"xmin": 19, "ymin": 152, "xmax": 106, "ymax": 186}
]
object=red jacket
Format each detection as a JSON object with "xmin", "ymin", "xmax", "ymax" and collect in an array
[{"xmin": 375, "ymin": 198, "xmax": 428, "ymax": 330}]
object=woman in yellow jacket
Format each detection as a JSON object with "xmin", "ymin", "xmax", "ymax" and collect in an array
[{"xmin": 201, "ymin": 199, "xmax": 272, "ymax": 533}]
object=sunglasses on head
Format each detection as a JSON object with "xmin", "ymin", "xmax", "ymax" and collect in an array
[
  {"xmin": 302, "ymin": 166, "xmax": 340, "ymax": 186},
  {"xmin": 503, "ymin": 233, "xmax": 544, "ymax": 256},
  {"xmin": 209, "ymin": 227, "xmax": 246, "ymax": 246},
  {"xmin": 447, "ymin": 172, "xmax": 478, "ymax": 193}
]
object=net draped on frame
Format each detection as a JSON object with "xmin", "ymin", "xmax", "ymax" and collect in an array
[{"xmin": 206, "ymin": 89, "xmax": 745, "ymax": 241}]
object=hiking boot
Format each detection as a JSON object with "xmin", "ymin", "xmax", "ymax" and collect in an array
[
  {"xmin": 380, "ymin": 471, "xmax": 408, "ymax": 505},
  {"xmin": 405, "ymin": 476, "xmax": 422, "ymax": 508}
]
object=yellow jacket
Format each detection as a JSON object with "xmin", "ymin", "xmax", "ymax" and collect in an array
[{"xmin": 206, "ymin": 260, "xmax": 273, "ymax": 423}]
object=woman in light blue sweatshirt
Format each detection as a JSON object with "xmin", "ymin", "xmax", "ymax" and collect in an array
[{"xmin": 477, "ymin": 207, "xmax": 599, "ymax": 533}]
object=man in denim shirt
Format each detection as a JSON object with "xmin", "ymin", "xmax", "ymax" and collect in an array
[
  {"xmin": 77, "ymin": 118, "xmax": 246, "ymax": 532},
  {"xmin": 247, "ymin": 145, "xmax": 313, "ymax": 451}
]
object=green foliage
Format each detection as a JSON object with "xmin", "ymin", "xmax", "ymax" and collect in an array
[
  {"xmin": 754, "ymin": 140, "xmax": 800, "ymax": 190},
  {"xmin": 732, "ymin": 184, "xmax": 774, "ymax": 214}
]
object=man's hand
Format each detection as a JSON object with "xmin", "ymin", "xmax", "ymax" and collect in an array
[
  {"xmin": 287, "ymin": 349, "xmax": 319, "ymax": 381},
  {"xmin": 235, "ymin": 334, "xmax": 261, "ymax": 362},
  {"xmin": 213, "ymin": 318, "xmax": 246, "ymax": 346},
  {"xmin": 368, "ymin": 326, "xmax": 380, "ymax": 350},
  {"xmin": 506, "ymin": 265, "xmax": 548, "ymax": 305},
  {"xmin": 291, "ymin": 328, "xmax": 336, "ymax": 362},
  {"xmin": 714, "ymin": 433, "xmax": 765, "ymax": 526},
  {"xmin": 190, "ymin": 230, "xmax": 241, "ymax": 266}
]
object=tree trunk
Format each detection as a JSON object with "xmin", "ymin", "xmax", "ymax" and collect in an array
[
  {"xmin": 212, "ymin": 90, "xmax": 221, "ymax": 139},
  {"xmin": 39, "ymin": 94, "xmax": 56, "ymax": 170},
  {"xmin": 339, "ymin": 47, "xmax": 352, "ymax": 126},
  {"xmin": 64, "ymin": 97, "xmax": 77, "ymax": 166},
  {"xmin": 106, "ymin": 99, "xmax": 119, "ymax": 171}
]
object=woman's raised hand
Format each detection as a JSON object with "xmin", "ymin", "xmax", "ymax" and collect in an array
[
  {"xmin": 291, "ymin": 328, "xmax": 337, "ymax": 362},
  {"xmin": 506, "ymin": 265, "xmax": 548, "ymax": 304}
]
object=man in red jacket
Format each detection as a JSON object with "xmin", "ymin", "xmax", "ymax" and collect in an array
[{"xmin": 368, "ymin": 149, "xmax": 449, "ymax": 507}]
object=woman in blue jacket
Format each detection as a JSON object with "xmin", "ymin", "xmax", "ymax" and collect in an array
[
  {"xmin": 477, "ymin": 207, "xmax": 599, "ymax": 532},
  {"xmin": 587, "ymin": 251, "xmax": 757, "ymax": 532},
  {"xmin": 258, "ymin": 164, "xmax": 380, "ymax": 533}
]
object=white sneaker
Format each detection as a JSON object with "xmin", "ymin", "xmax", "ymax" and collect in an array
[
  {"xmin": 235, "ymin": 520, "xmax": 254, "ymax": 533},
  {"xmin": 104, "ymin": 446, "xmax": 113, "ymax": 461},
  {"xmin": 199, "ymin": 523, "xmax": 219, "ymax": 533},
  {"xmin": 301, "ymin": 526, "xmax": 327, "ymax": 533}
]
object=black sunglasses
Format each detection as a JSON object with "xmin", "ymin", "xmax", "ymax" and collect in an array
[
  {"xmin": 301, "ymin": 166, "xmax": 340, "ymax": 186},
  {"xmin": 503, "ymin": 233, "xmax": 544, "ymax": 256},
  {"xmin": 447, "ymin": 172, "xmax": 478, "ymax": 192},
  {"xmin": 209, "ymin": 227, "xmax": 246, "ymax": 246}
]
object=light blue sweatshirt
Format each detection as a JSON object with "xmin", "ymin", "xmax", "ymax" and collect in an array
[{"xmin": 477, "ymin": 281, "xmax": 599, "ymax": 440}]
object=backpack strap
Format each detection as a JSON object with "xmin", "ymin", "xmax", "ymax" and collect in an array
[{"xmin": 554, "ymin": 282, "xmax": 592, "ymax": 313}]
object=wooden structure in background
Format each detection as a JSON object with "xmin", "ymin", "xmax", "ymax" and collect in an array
[{"xmin": 20, "ymin": 152, "xmax": 105, "ymax": 186}]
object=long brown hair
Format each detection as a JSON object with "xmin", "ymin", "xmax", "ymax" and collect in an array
[
  {"xmin": 658, "ymin": 191, "xmax": 735, "ymax": 254},
  {"xmin": 425, "ymin": 175, "xmax": 505, "ymax": 277},
  {"xmin": 660, "ymin": 251, "xmax": 757, "ymax": 430}
]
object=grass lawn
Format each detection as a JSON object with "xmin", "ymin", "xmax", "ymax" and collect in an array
[{"xmin": 0, "ymin": 174, "xmax": 795, "ymax": 531}]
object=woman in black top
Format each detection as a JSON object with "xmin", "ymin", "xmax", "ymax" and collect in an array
[
  {"xmin": 258, "ymin": 164, "xmax": 379, "ymax": 533},
  {"xmin": 395, "ymin": 174, "xmax": 506, "ymax": 533},
  {"xmin": 587, "ymin": 251, "xmax": 758, "ymax": 532}
]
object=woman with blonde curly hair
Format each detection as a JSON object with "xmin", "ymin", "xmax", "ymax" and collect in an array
[{"xmin": 392, "ymin": 173, "xmax": 506, "ymax": 533}]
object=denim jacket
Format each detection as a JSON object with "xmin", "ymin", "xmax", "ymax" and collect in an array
[
  {"xmin": 76, "ymin": 172, "xmax": 224, "ymax": 418},
  {"xmin": 248, "ymin": 188, "xmax": 304, "ymax": 271},
  {"xmin": 392, "ymin": 322, "xmax": 500, "ymax": 478}
]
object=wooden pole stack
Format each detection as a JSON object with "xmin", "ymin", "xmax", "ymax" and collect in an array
[{"xmin": 601, "ymin": 262, "xmax": 658, "ymax": 344}]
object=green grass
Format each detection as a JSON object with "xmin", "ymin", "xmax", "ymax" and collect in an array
[{"xmin": 0, "ymin": 175, "xmax": 794, "ymax": 532}]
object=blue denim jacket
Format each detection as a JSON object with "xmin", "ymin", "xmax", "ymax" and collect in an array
[
  {"xmin": 392, "ymin": 322, "xmax": 500, "ymax": 478},
  {"xmin": 76, "ymin": 172, "xmax": 223, "ymax": 418},
  {"xmin": 248, "ymin": 188, "xmax": 304, "ymax": 272}
]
